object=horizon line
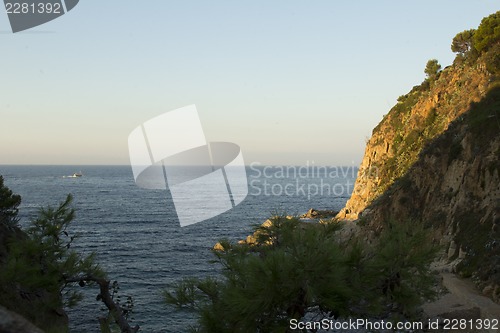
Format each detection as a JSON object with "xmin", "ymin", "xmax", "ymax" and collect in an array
[{"xmin": 0, "ymin": 163, "xmax": 360, "ymax": 168}]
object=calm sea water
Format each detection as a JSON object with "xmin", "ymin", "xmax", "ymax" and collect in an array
[{"xmin": 0, "ymin": 165, "xmax": 356, "ymax": 333}]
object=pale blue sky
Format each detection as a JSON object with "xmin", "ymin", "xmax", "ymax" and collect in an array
[{"xmin": 0, "ymin": 1, "xmax": 498, "ymax": 166}]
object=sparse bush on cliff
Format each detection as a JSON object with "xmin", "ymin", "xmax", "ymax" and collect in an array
[
  {"xmin": 449, "ymin": 11, "xmax": 500, "ymax": 66},
  {"xmin": 424, "ymin": 59, "xmax": 441, "ymax": 80},
  {"xmin": 484, "ymin": 42, "xmax": 500, "ymax": 75},
  {"xmin": 164, "ymin": 216, "xmax": 438, "ymax": 332},
  {"xmin": 451, "ymin": 29, "xmax": 476, "ymax": 55},
  {"xmin": 347, "ymin": 11, "xmax": 500, "ymax": 210},
  {"xmin": 473, "ymin": 11, "xmax": 500, "ymax": 53}
]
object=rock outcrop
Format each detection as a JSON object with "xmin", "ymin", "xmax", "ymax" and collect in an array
[
  {"xmin": 336, "ymin": 14, "xmax": 500, "ymax": 296},
  {"xmin": 362, "ymin": 85, "xmax": 500, "ymax": 290},
  {"xmin": 337, "ymin": 60, "xmax": 493, "ymax": 220},
  {"xmin": 0, "ymin": 305, "xmax": 44, "ymax": 333},
  {"xmin": 300, "ymin": 208, "xmax": 338, "ymax": 219}
]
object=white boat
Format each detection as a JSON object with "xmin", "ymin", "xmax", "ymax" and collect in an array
[{"xmin": 64, "ymin": 171, "xmax": 83, "ymax": 178}]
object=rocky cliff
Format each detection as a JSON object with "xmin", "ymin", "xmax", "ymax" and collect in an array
[
  {"xmin": 337, "ymin": 13, "xmax": 500, "ymax": 294},
  {"xmin": 0, "ymin": 305, "xmax": 45, "ymax": 333},
  {"xmin": 338, "ymin": 59, "xmax": 493, "ymax": 220},
  {"xmin": 365, "ymin": 85, "xmax": 500, "ymax": 292}
]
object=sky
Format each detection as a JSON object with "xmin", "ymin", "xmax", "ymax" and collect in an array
[{"xmin": 0, "ymin": 1, "xmax": 498, "ymax": 166}]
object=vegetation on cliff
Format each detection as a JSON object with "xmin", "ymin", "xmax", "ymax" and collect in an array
[
  {"xmin": 338, "ymin": 10, "xmax": 500, "ymax": 302},
  {"xmin": 338, "ymin": 10, "xmax": 500, "ymax": 219},
  {"xmin": 366, "ymin": 83, "xmax": 500, "ymax": 295}
]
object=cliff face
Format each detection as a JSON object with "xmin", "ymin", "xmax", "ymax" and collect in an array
[
  {"xmin": 364, "ymin": 85, "xmax": 500, "ymax": 291},
  {"xmin": 0, "ymin": 305, "xmax": 44, "ymax": 333},
  {"xmin": 336, "ymin": 13, "xmax": 500, "ymax": 293},
  {"xmin": 338, "ymin": 61, "xmax": 493, "ymax": 220}
]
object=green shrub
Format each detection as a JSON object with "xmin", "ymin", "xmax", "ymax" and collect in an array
[
  {"xmin": 0, "ymin": 194, "xmax": 105, "ymax": 330},
  {"xmin": 425, "ymin": 108, "xmax": 438, "ymax": 127},
  {"xmin": 370, "ymin": 220, "xmax": 438, "ymax": 317},
  {"xmin": 474, "ymin": 11, "xmax": 500, "ymax": 53},
  {"xmin": 451, "ymin": 29, "xmax": 475, "ymax": 55},
  {"xmin": 484, "ymin": 41, "xmax": 500, "ymax": 75},
  {"xmin": 164, "ymin": 217, "xmax": 438, "ymax": 332},
  {"xmin": 0, "ymin": 175, "xmax": 21, "ymax": 227},
  {"xmin": 425, "ymin": 59, "xmax": 441, "ymax": 80}
]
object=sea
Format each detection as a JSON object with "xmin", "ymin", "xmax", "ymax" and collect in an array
[{"xmin": 0, "ymin": 164, "xmax": 357, "ymax": 333}]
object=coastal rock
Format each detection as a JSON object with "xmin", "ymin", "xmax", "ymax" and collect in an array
[
  {"xmin": 0, "ymin": 305, "xmax": 44, "ymax": 333},
  {"xmin": 214, "ymin": 219, "xmax": 275, "ymax": 250},
  {"xmin": 337, "ymin": 60, "xmax": 492, "ymax": 221},
  {"xmin": 336, "ymin": 41, "xmax": 500, "ymax": 293},
  {"xmin": 214, "ymin": 216, "xmax": 312, "ymax": 251},
  {"xmin": 213, "ymin": 242, "xmax": 225, "ymax": 251},
  {"xmin": 300, "ymin": 208, "xmax": 338, "ymax": 219},
  {"xmin": 242, "ymin": 219, "xmax": 274, "ymax": 245},
  {"xmin": 361, "ymin": 97, "xmax": 500, "ymax": 288}
]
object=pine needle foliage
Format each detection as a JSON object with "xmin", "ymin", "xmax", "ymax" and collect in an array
[
  {"xmin": 164, "ymin": 216, "xmax": 438, "ymax": 332},
  {"xmin": 0, "ymin": 194, "xmax": 105, "ymax": 310},
  {"xmin": 0, "ymin": 175, "xmax": 21, "ymax": 227},
  {"xmin": 369, "ymin": 220, "xmax": 438, "ymax": 318}
]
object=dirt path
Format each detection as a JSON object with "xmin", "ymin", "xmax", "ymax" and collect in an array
[{"xmin": 422, "ymin": 264, "xmax": 500, "ymax": 333}]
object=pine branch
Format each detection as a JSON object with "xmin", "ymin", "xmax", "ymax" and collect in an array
[{"xmin": 65, "ymin": 275, "xmax": 139, "ymax": 333}]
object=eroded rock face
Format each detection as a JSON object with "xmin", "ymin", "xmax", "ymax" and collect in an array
[
  {"xmin": 337, "ymin": 61, "xmax": 492, "ymax": 220},
  {"xmin": 363, "ymin": 91, "xmax": 500, "ymax": 288},
  {"xmin": 335, "ymin": 44, "xmax": 499, "ymax": 293},
  {"xmin": 0, "ymin": 305, "xmax": 44, "ymax": 333},
  {"xmin": 340, "ymin": 78, "xmax": 500, "ymax": 293}
]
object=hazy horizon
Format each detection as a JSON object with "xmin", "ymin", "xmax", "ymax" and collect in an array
[
  {"xmin": 0, "ymin": 162, "xmax": 361, "ymax": 168},
  {"xmin": 1, "ymin": 1, "xmax": 498, "ymax": 166}
]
